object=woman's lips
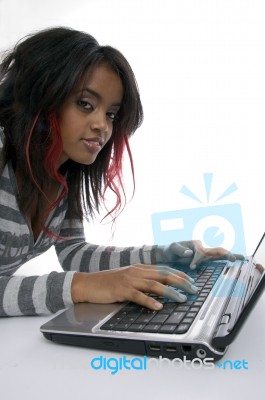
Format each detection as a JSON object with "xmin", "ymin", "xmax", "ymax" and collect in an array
[{"xmin": 81, "ymin": 138, "xmax": 103, "ymax": 154}]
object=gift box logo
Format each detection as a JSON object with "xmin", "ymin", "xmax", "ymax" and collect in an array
[{"xmin": 151, "ymin": 173, "xmax": 246, "ymax": 256}]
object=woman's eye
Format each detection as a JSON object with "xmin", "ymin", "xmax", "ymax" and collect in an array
[
  {"xmin": 107, "ymin": 112, "xmax": 118, "ymax": 121},
  {"xmin": 77, "ymin": 100, "xmax": 92, "ymax": 110}
]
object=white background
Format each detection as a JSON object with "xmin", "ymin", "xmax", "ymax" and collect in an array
[{"xmin": 0, "ymin": 0, "xmax": 264, "ymax": 270}]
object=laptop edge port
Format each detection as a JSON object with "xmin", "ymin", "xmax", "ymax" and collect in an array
[
  {"xmin": 149, "ymin": 344, "xmax": 161, "ymax": 351},
  {"xmin": 164, "ymin": 346, "xmax": 177, "ymax": 353},
  {"xmin": 182, "ymin": 345, "xmax": 192, "ymax": 354}
]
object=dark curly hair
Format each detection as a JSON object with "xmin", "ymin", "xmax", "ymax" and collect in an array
[{"xmin": 0, "ymin": 27, "xmax": 143, "ymax": 231}]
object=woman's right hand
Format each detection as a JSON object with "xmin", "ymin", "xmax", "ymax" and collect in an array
[{"xmin": 71, "ymin": 264, "xmax": 198, "ymax": 311}]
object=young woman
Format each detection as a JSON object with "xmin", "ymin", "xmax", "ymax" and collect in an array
[{"xmin": 0, "ymin": 27, "xmax": 241, "ymax": 317}]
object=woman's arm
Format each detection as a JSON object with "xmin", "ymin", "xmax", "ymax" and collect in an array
[
  {"xmin": 54, "ymin": 216, "xmax": 199, "ymax": 310},
  {"xmin": 54, "ymin": 216, "xmax": 156, "ymax": 272},
  {"xmin": 0, "ymin": 271, "xmax": 75, "ymax": 317}
]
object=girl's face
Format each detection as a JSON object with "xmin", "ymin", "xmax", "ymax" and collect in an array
[{"xmin": 57, "ymin": 64, "xmax": 123, "ymax": 167}]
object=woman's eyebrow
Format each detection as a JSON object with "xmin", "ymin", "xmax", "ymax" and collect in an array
[{"xmin": 77, "ymin": 87, "xmax": 121, "ymax": 107}]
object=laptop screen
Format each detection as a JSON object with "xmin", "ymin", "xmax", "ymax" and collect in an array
[{"xmin": 253, "ymin": 232, "xmax": 265, "ymax": 268}]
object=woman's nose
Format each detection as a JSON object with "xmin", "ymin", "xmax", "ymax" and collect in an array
[{"xmin": 90, "ymin": 110, "xmax": 109, "ymax": 133}]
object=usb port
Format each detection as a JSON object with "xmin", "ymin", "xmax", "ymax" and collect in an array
[
  {"xmin": 165, "ymin": 346, "xmax": 177, "ymax": 352},
  {"xmin": 149, "ymin": 345, "xmax": 161, "ymax": 351}
]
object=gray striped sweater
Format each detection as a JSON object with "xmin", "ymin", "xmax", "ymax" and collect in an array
[{"xmin": 0, "ymin": 130, "xmax": 156, "ymax": 317}]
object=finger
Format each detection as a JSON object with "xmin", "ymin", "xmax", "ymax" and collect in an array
[
  {"xmin": 138, "ymin": 264, "xmax": 195, "ymax": 283},
  {"xmin": 256, "ymin": 263, "xmax": 265, "ymax": 273},
  {"xmin": 189, "ymin": 248, "xmax": 232, "ymax": 270},
  {"xmin": 155, "ymin": 267, "xmax": 198, "ymax": 293},
  {"xmin": 155, "ymin": 265, "xmax": 195, "ymax": 283},
  {"xmin": 165, "ymin": 242, "xmax": 193, "ymax": 260},
  {"xmin": 190, "ymin": 250, "xmax": 206, "ymax": 270},
  {"xmin": 226, "ymin": 252, "xmax": 245, "ymax": 262},
  {"xmin": 135, "ymin": 268, "xmax": 198, "ymax": 294},
  {"xmin": 189, "ymin": 248, "xmax": 245, "ymax": 269},
  {"xmin": 133, "ymin": 280, "xmax": 188, "ymax": 305},
  {"xmin": 181, "ymin": 240, "xmax": 245, "ymax": 262},
  {"xmin": 127, "ymin": 288, "xmax": 164, "ymax": 311},
  {"xmin": 163, "ymin": 286, "xmax": 188, "ymax": 302}
]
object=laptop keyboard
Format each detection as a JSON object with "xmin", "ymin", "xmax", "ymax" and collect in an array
[{"xmin": 101, "ymin": 261, "xmax": 226, "ymax": 335}]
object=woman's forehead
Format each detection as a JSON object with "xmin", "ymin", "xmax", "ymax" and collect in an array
[{"xmin": 75, "ymin": 64, "xmax": 123, "ymax": 101}]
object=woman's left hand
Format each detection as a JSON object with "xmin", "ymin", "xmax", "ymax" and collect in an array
[{"xmin": 155, "ymin": 240, "xmax": 245, "ymax": 270}]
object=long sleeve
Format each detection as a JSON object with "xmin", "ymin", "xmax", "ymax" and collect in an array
[
  {"xmin": 0, "ymin": 271, "xmax": 75, "ymax": 317},
  {"xmin": 55, "ymin": 215, "xmax": 157, "ymax": 273},
  {"xmin": 0, "ymin": 135, "xmax": 76, "ymax": 317}
]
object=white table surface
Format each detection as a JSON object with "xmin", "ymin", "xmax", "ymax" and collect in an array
[{"xmin": 1, "ymin": 291, "xmax": 265, "ymax": 400}]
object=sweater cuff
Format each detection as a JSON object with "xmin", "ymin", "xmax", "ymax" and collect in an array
[
  {"xmin": 62, "ymin": 271, "xmax": 75, "ymax": 308},
  {"xmin": 63, "ymin": 271, "xmax": 76, "ymax": 308},
  {"xmin": 142, "ymin": 245, "xmax": 158, "ymax": 264},
  {"xmin": 46, "ymin": 271, "xmax": 75, "ymax": 313}
]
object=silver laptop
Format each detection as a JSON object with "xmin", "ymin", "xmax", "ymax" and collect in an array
[{"xmin": 40, "ymin": 233, "xmax": 265, "ymax": 361}]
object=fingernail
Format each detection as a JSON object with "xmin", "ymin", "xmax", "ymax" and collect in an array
[
  {"xmin": 190, "ymin": 264, "xmax": 197, "ymax": 270},
  {"xmin": 154, "ymin": 302, "xmax": 163, "ymax": 310},
  {"xmin": 184, "ymin": 249, "xmax": 193, "ymax": 256},
  {"xmin": 188, "ymin": 276, "xmax": 195, "ymax": 283},
  {"xmin": 188, "ymin": 284, "xmax": 198, "ymax": 293},
  {"xmin": 177, "ymin": 292, "xmax": 187, "ymax": 302}
]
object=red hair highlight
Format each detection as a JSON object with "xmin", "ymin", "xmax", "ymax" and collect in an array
[
  {"xmin": 25, "ymin": 112, "xmax": 68, "ymax": 239},
  {"xmin": 44, "ymin": 112, "xmax": 68, "ymax": 208}
]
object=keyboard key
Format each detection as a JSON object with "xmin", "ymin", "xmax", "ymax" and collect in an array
[
  {"xmin": 159, "ymin": 325, "xmax": 176, "ymax": 334},
  {"xmin": 142, "ymin": 324, "xmax": 162, "ymax": 333},
  {"xmin": 128, "ymin": 324, "xmax": 146, "ymax": 332},
  {"xmin": 135, "ymin": 314, "xmax": 156, "ymax": 324},
  {"xmin": 187, "ymin": 312, "xmax": 197, "ymax": 318},
  {"xmin": 122, "ymin": 316, "xmax": 138, "ymax": 323},
  {"xmin": 101, "ymin": 323, "xmax": 117, "ymax": 330},
  {"xmin": 174, "ymin": 305, "xmax": 190, "ymax": 312},
  {"xmin": 151, "ymin": 314, "xmax": 169, "ymax": 324},
  {"xmin": 185, "ymin": 295, "xmax": 198, "ymax": 301},
  {"xmin": 156, "ymin": 296, "xmax": 170, "ymax": 304},
  {"xmin": 182, "ymin": 318, "xmax": 193, "ymax": 324},
  {"xmin": 164, "ymin": 312, "xmax": 185, "ymax": 324},
  {"xmin": 162, "ymin": 304, "xmax": 176, "ymax": 312},
  {"xmin": 108, "ymin": 315, "xmax": 124, "ymax": 323},
  {"xmin": 114, "ymin": 310, "xmax": 131, "ymax": 318},
  {"xmin": 126, "ymin": 312, "xmax": 143, "ymax": 318},
  {"xmin": 196, "ymin": 283, "xmax": 205, "ymax": 288},
  {"xmin": 193, "ymin": 301, "xmax": 204, "ymax": 307},
  {"xmin": 190, "ymin": 307, "xmax": 200, "ymax": 312},
  {"xmin": 115, "ymin": 323, "xmax": 132, "ymax": 331},
  {"xmin": 175, "ymin": 324, "xmax": 190, "ymax": 334}
]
